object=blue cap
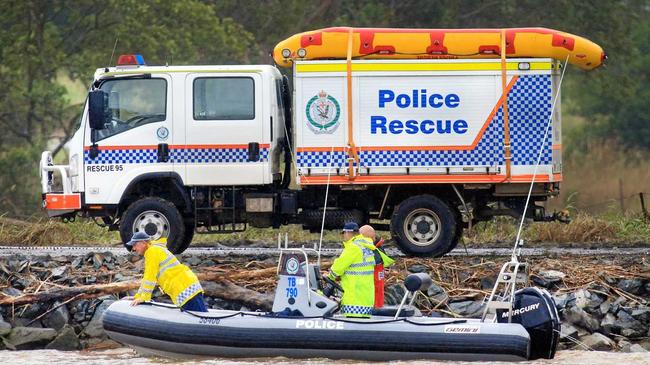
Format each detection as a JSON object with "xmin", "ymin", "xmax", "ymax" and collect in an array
[
  {"xmin": 341, "ymin": 222, "xmax": 359, "ymax": 232},
  {"xmin": 126, "ymin": 232, "xmax": 151, "ymax": 247}
]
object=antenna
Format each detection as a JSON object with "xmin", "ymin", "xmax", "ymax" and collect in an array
[{"xmin": 108, "ymin": 38, "xmax": 119, "ymax": 66}]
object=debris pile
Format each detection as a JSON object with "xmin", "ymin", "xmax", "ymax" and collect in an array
[{"xmin": 0, "ymin": 251, "xmax": 648, "ymax": 353}]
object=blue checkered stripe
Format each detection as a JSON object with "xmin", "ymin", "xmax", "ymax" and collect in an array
[
  {"xmin": 84, "ymin": 148, "xmax": 157, "ymax": 164},
  {"xmin": 85, "ymin": 147, "xmax": 269, "ymax": 164},
  {"xmin": 360, "ymin": 116, "xmax": 505, "ymax": 167},
  {"xmin": 170, "ymin": 148, "xmax": 269, "ymax": 164},
  {"xmin": 297, "ymin": 150, "xmax": 347, "ymax": 168},
  {"xmin": 340, "ymin": 305, "xmax": 374, "ymax": 316},
  {"xmin": 175, "ymin": 282, "xmax": 203, "ymax": 305},
  {"xmin": 507, "ymin": 75, "xmax": 552, "ymax": 165}
]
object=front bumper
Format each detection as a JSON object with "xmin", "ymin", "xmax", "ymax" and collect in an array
[{"xmin": 40, "ymin": 151, "xmax": 81, "ymax": 216}]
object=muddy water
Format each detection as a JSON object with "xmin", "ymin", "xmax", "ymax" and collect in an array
[{"xmin": 1, "ymin": 349, "xmax": 648, "ymax": 365}]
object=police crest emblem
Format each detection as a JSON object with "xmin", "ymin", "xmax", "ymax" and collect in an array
[{"xmin": 305, "ymin": 90, "xmax": 340, "ymax": 134}]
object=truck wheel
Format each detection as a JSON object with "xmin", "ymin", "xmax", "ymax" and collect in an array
[
  {"xmin": 119, "ymin": 197, "xmax": 186, "ymax": 254},
  {"xmin": 177, "ymin": 222, "xmax": 195, "ymax": 252},
  {"xmin": 445, "ymin": 221, "xmax": 464, "ymax": 254},
  {"xmin": 390, "ymin": 195, "xmax": 457, "ymax": 257}
]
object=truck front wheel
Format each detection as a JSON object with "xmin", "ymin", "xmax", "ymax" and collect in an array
[
  {"xmin": 119, "ymin": 197, "xmax": 187, "ymax": 254},
  {"xmin": 390, "ymin": 195, "xmax": 457, "ymax": 257}
]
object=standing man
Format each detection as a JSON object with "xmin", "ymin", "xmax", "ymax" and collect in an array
[
  {"xmin": 327, "ymin": 222, "xmax": 377, "ymax": 318},
  {"xmin": 359, "ymin": 225, "xmax": 395, "ymax": 309},
  {"xmin": 126, "ymin": 232, "xmax": 207, "ymax": 312}
]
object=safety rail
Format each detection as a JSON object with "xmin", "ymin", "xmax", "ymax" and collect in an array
[{"xmin": 39, "ymin": 151, "xmax": 72, "ymax": 195}]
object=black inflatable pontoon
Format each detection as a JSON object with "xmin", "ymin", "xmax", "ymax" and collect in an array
[{"xmin": 103, "ymin": 247, "xmax": 559, "ymax": 361}]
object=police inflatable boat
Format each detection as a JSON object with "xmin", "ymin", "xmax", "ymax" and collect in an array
[{"xmin": 103, "ymin": 246, "xmax": 559, "ymax": 361}]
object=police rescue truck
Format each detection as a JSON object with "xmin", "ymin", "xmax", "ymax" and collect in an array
[{"xmin": 40, "ymin": 54, "xmax": 565, "ymax": 256}]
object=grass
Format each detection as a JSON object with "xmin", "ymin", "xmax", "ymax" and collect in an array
[{"xmin": 0, "ymin": 212, "xmax": 647, "ymax": 248}]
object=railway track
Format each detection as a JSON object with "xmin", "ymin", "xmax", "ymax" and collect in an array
[{"xmin": 0, "ymin": 245, "xmax": 647, "ymax": 258}]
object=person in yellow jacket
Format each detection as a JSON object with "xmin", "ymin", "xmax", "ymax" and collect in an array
[
  {"xmin": 327, "ymin": 222, "xmax": 377, "ymax": 318},
  {"xmin": 126, "ymin": 232, "xmax": 207, "ymax": 312}
]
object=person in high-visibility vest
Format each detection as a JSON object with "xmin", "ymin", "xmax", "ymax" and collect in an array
[
  {"xmin": 327, "ymin": 222, "xmax": 377, "ymax": 318},
  {"xmin": 360, "ymin": 225, "xmax": 395, "ymax": 309},
  {"xmin": 126, "ymin": 232, "xmax": 207, "ymax": 312}
]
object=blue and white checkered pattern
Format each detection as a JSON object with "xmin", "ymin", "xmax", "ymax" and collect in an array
[
  {"xmin": 175, "ymin": 282, "xmax": 203, "ymax": 306},
  {"xmin": 340, "ymin": 305, "xmax": 374, "ymax": 316},
  {"xmin": 84, "ymin": 149, "xmax": 157, "ymax": 164},
  {"xmin": 296, "ymin": 150, "xmax": 347, "ymax": 168},
  {"xmin": 298, "ymin": 75, "xmax": 552, "ymax": 168},
  {"xmin": 85, "ymin": 147, "xmax": 269, "ymax": 164},
  {"xmin": 507, "ymin": 75, "xmax": 552, "ymax": 165}
]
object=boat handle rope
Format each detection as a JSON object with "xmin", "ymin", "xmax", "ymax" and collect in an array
[{"xmin": 144, "ymin": 301, "xmax": 467, "ymax": 326}]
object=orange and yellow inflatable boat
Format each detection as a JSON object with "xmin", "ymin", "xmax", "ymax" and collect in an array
[{"xmin": 273, "ymin": 27, "xmax": 605, "ymax": 70}]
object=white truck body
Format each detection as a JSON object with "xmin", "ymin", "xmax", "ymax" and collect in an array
[
  {"xmin": 40, "ymin": 57, "xmax": 564, "ymax": 257},
  {"xmin": 293, "ymin": 59, "xmax": 561, "ymax": 183}
]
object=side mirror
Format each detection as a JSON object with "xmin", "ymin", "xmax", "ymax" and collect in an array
[{"xmin": 88, "ymin": 90, "xmax": 109, "ymax": 130}]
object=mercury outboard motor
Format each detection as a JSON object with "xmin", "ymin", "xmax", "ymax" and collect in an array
[{"xmin": 496, "ymin": 287, "xmax": 560, "ymax": 359}]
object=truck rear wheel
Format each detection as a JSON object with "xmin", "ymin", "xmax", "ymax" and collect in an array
[
  {"xmin": 119, "ymin": 197, "xmax": 187, "ymax": 254},
  {"xmin": 390, "ymin": 195, "xmax": 457, "ymax": 257}
]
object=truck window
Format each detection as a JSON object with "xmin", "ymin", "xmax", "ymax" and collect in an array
[
  {"xmin": 95, "ymin": 78, "xmax": 167, "ymax": 141},
  {"xmin": 193, "ymin": 77, "xmax": 254, "ymax": 120}
]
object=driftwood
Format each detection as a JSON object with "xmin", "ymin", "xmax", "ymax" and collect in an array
[{"xmin": 0, "ymin": 272, "xmax": 273, "ymax": 310}]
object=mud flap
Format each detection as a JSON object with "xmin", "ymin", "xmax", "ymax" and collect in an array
[{"xmin": 496, "ymin": 287, "xmax": 560, "ymax": 360}]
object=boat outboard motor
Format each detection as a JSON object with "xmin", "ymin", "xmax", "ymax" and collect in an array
[{"xmin": 496, "ymin": 287, "xmax": 560, "ymax": 360}]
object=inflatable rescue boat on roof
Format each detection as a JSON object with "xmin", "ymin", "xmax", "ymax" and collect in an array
[{"xmin": 273, "ymin": 27, "xmax": 605, "ymax": 70}]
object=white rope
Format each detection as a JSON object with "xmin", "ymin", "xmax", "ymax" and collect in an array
[
  {"xmin": 317, "ymin": 145, "xmax": 335, "ymax": 266},
  {"xmin": 512, "ymin": 56, "xmax": 570, "ymax": 261}
]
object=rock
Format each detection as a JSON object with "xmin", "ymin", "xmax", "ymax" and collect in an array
[
  {"xmin": 570, "ymin": 289, "xmax": 592, "ymax": 309},
  {"xmin": 599, "ymin": 299, "xmax": 612, "ymax": 315},
  {"xmin": 92, "ymin": 253, "xmax": 104, "ymax": 269},
  {"xmin": 631, "ymin": 308, "xmax": 650, "ymax": 323},
  {"xmin": 83, "ymin": 300, "xmax": 114, "ymax": 338},
  {"xmin": 45, "ymin": 325, "xmax": 80, "ymax": 351},
  {"xmin": 533, "ymin": 270, "xmax": 565, "ymax": 288},
  {"xmin": 5, "ymin": 327, "xmax": 57, "ymax": 350},
  {"xmin": 0, "ymin": 315, "xmax": 12, "ymax": 336},
  {"xmin": 480, "ymin": 276, "xmax": 495, "ymax": 290},
  {"xmin": 447, "ymin": 300, "xmax": 484, "ymax": 318},
  {"xmin": 185, "ymin": 256, "xmax": 202, "ymax": 267},
  {"xmin": 50, "ymin": 265, "xmax": 68, "ymax": 278},
  {"xmin": 576, "ymin": 333, "xmax": 615, "ymax": 351},
  {"xmin": 614, "ymin": 310, "xmax": 646, "ymax": 338},
  {"xmin": 19, "ymin": 303, "xmax": 44, "ymax": 319},
  {"xmin": 639, "ymin": 338, "xmax": 650, "ymax": 351},
  {"xmin": 560, "ymin": 323, "xmax": 578, "ymax": 340},
  {"xmin": 629, "ymin": 344, "xmax": 648, "ymax": 353},
  {"xmin": 563, "ymin": 306, "xmax": 599, "ymax": 332},
  {"xmin": 618, "ymin": 279, "xmax": 643, "ymax": 295},
  {"xmin": 384, "ymin": 284, "xmax": 406, "ymax": 306},
  {"xmin": 601, "ymin": 313, "xmax": 616, "ymax": 335},
  {"xmin": 618, "ymin": 338, "xmax": 632, "ymax": 352},
  {"xmin": 553, "ymin": 293, "xmax": 570, "ymax": 310},
  {"xmin": 42, "ymin": 303, "xmax": 69, "ymax": 331},
  {"xmin": 644, "ymin": 282, "xmax": 650, "ymax": 294},
  {"xmin": 426, "ymin": 282, "xmax": 445, "ymax": 296},
  {"xmin": 71, "ymin": 257, "xmax": 82, "ymax": 268},
  {"xmin": 407, "ymin": 264, "xmax": 428, "ymax": 273},
  {"xmin": 2, "ymin": 287, "xmax": 21, "ymax": 297}
]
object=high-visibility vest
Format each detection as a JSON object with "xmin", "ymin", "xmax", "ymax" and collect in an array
[
  {"xmin": 134, "ymin": 240, "xmax": 203, "ymax": 307},
  {"xmin": 328, "ymin": 235, "xmax": 376, "ymax": 317}
]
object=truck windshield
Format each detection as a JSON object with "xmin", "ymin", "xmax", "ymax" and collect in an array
[{"xmin": 95, "ymin": 78, "xmax": 167, "ymax": 141}]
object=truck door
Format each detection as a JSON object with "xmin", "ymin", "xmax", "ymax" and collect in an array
[
  {"xmin": 84, "ymin": 75, "xmax": 174, "ymax": 204},
  {"xmin": 181, "ymin": 73, "xmax": 266, "ymax": 185}
]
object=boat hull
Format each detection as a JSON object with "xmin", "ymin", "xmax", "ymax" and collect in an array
[
  {"xmin": 103, "ymin": 300, "xmax": 530, "ymax": 361},
  {"xmin": 273, "ymin": 27, "xmax": 605, "ymax": 70}
]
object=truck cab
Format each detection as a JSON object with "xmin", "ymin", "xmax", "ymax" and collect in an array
[{"xmin": 41, "ymin": 56, "xmax": 287, "ymax": 251}]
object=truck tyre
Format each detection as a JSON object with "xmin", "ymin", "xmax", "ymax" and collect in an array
[
  {"xmin": 119, "ymin": 197, "xmax": 186, "ymax": 254},
  {"xmin": 177, "ymin": 222, "xmax": 195, "ymax": 253},
  {"xmin": 445, "ymin": 221, "xmax": 464, "ymax": 254},
  {"xmin": 390, "ymin": 195, "xmax": 457, "ymax": 257}
]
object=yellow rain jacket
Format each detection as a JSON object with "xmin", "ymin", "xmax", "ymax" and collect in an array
[
  {"xmin": 328, "ymin": 234, "xmax": 376, "ymax": 317},
  {"xmin": 134, "ymin": 239, "xmax": 203, "ymax": 307}
]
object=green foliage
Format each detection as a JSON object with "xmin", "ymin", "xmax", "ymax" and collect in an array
[{"xmin": 0, "ymin": 146, "xmax": 43, "ymax": 216}]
